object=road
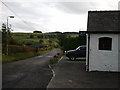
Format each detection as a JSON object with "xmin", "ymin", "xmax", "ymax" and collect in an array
[
  {"xmin": 2, "ymin": 48, "xmax": 61, "ymax": 89},
  {"xmin": 47, "ymin": 56, "xmax": 119, "ymax": 88}
]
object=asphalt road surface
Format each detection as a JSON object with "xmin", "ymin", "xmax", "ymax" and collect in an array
[{"xmin": 2, "ymin": 48, "xmax": 61, "ymax": 89}]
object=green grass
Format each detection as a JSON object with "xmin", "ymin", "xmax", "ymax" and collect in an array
[
  {"xmin": 16, "ymin": 39, "xmax": 39, "ymax": 45},
  {"xmin": 68, "ymin": 34, "xmax": 79, "ymax": 37},
  {"xmin": 12, "ymin": 35, "xmax": 59, "ymax": 46},
  {"xmin": 2, "ymin": 48, "xmax": 53, "ymax": 63},
  {"xmin": 38, "ymin": 50, "xmax": 50, "ymax": 55},
  {"xmin": 12, "ymin": 32, "xmax": 78, "ymax": 47},
  {"xmin": 2, "ymin": 53, "xmax": 37, "ymax": 63}
]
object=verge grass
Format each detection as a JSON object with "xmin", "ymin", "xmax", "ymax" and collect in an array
[
  {"xmin": 2, "ymin": 53, "xmax": 37, "ymax": 63},
  {"xmin": 2, "ymin": 48, "xmax": 53, "ymax": 63}
]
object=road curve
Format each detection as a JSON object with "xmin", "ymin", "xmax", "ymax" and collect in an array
[{"xmin": 2, "ymin": 48, "xmax": 61, "ymax": 89}]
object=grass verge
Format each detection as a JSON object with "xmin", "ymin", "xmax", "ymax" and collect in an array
[
  {"xmin": 2, "ymin": 53, "xmax": 37, "ymax": 63},
  {"xmin": 2, "ymin": 48, "xmax": 53, "ymax": 63}
]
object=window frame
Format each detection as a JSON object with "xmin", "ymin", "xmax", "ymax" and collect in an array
[{"xmin": 98, "ymin": 37, "xmax": 112, "ymax": 51}]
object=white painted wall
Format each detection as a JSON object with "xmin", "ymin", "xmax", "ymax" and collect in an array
[
  {"xmin": 118, "ymin": 34, "xmax": 120, "ymax": 71},
  {"xmin": 86, "ymin": 34, "xmax": 89, "ymax": 71},
  {"xmin": 87, "ymin": 34, "xmax": 119, "ymax": 71}
]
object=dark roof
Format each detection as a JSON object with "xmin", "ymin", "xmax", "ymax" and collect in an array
[{"xmin": 87, "ymin": 11, "xmax": 120, "ymax": 33}]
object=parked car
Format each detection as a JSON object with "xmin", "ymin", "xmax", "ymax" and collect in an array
[{"xmin": 65, "ymin": 45, "xmax": 86, "ymax": 60}]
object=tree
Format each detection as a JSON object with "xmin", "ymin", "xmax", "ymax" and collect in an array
[
  {"xmin": 33, "ymin": 31, "xmax": 42, "ymax": 33},
  {"xmin": 2, "ymin": 23, "xmax": 7, "ymax": 39},
  {"xmin": 2, "ymin": 23, "xmax": 7, "ymax": 54},
  {"xmin": 57, "ymin": 33, "xmax": 86, "ymax": 51},
  {"xmin": 1, "ymin": 23, "xmax": 16, "ymax": 55},
  {"xmin": 57, "ymin": 33, "xmax": 67, "ymax": 47}
]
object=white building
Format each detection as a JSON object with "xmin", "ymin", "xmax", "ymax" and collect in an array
[{"xmin": 86, "ymin": 11, "xmax": 120, "ymax": 72}]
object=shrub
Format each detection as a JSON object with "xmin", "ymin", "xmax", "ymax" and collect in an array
[
  {"xmin": 57, "ymin": 34, "xmax": 86, "ymax": 51},
  {"xmin": 49, "ymin": 51, "xmax": 63, "ymax": 65},
  {"xmin": 8, "ymin": 45, "xmax": 36, "ymax": 55}
]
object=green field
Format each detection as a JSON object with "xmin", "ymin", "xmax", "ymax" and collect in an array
[
  {"xmin": 2, "ymin": 33, "xmax": 59, "ymax": 63},
  {"xmin": 12, "ymin": 33, "xmax": 59, "ymax": 46},
  {"xmin": 2, "ymin": 49, "xmax": 52, "ymax": 63},
  {"xmin": 2, "ymin": 32, "xmax": 81, "ymax": 63},
  {"xmin": 2, "ymin": 53, "xmax": 37, "ymax": 63}
]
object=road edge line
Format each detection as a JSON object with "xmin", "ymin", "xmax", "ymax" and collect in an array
[
  {"xmin": 47, "ymin": 65, "xmax": 55, "ymax": 89},
  {"xmin": 58, "ymin": 56, "xmax": 63, "ymax": 63},
  {"xmin": 47, "ymin": 56, "xmax": 63, "ymax": 89}
]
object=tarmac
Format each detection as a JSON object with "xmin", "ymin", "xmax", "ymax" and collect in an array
[{"xmin": 47, "ymin": 56, "xmax": 119, "ymax": 88}]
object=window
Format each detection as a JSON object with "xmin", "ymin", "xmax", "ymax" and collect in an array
[
  {"xmin": 80, "ymin": 46, "xmax": 86, "ymax": 50},
  {"xmin": 99, "ymin": 37, "xmax": 112, "ymax": 50}
]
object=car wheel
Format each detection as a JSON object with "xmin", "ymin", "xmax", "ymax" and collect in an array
[{"xmin": 69, "ymin": 55, "xmax": 76, "ymax": 61}]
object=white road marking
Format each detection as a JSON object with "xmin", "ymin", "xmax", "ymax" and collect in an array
[
  {"xmin": 58, "ymin": 56, "xmax": 63, "ymax": 63},
  {"xmin": 47, "ymin": 56, "xmax": 63, "ymax": 89},
  {"xmin": 37, "ymin": 56, "xmax": 43, "ymax": 58},
  {"xmin": 37, "ymin": 56, "xmax": 53, "ymax": 58},
  {"xmin": 46, "ymin": 56, "xmax": 53, "ymax": 58},
  {"xmin": 47, "ymin": 65, "xmax": 55, "ymax": 88}
]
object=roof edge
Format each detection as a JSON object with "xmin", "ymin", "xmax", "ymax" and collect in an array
[
  {"xmin": 88, "ymin": 10, "xmax": 120, "ymax": 13},
  {"xmin": 86, "ymin": 31, "xmax": 120, "ymax": 34}
]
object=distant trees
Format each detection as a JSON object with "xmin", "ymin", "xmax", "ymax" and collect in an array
[
  {"xmin": 2, "ymin": 23, "xmax": 7, "ymax": 43},
  {"xmin": 63, "ymin": 32, "xmax": 79, "ymax": 34},
  {"xmin": 2, "ymin": 23, "xmax": 7, "ymax": 55},
  {"xmin": 57, "ymin": 34, "xmax": 67, "ymax": 47},
  {"xmin": 48, "ymin": 31, "xmax": 62, "ymax": 34},
  {"xmin": 33, "ymin": 31, "xmax": 42, "ymax": 33},
  {"xmin": 1, "ymin": 23, "xmax": 16, "ymax": 55},
  {"xmin": 57, "ymin": 33, "xmax": 86, "ymax": 51}
]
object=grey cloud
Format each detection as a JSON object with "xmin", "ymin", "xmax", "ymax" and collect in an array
[
  {"xmin": 13, "ymin": 21, "xmax": 34, "ymax": 31},
  {"xmin": 12, "ymin": 19, "xmax": 48, "ymax": 32},
  {"xmin": 5, "ymin": 2, "xmax": 52, "ymax": 20},
  {"xmin": 3, "ymin": 2, "xmax": 53, "ymax": 31},
  {"xmin": 54, "ymin": 2, "xmax": 101, "ymax": 14},
  {"xmin": 2, "ymin": 1, "xmax": 116, "ymax": 33},
  {"xmin": 118, "ymin": 1, "xmax": 120, "ymax": 10}
]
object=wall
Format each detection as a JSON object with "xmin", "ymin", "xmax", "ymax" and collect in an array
[
  {"xmin": 86, "ymin": 34, "xmax": 89, "ymax": 71},
  {"xmin": 118, "ymin": 34, "xmax": 120, "ymax": 71},
  {"xmin": 88, "ymin": 34, "xmax": 119, "ymax": 71}
]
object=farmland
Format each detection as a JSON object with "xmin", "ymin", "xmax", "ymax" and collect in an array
[
  {"xmin": 2, "ymin": 33, "xmax": 60, "ymax": 63},
  {"xmin": 2, "ymin": 32, "xmax": 84, "ymax": 63},
  {"xmin": 11, "ymin": 33, "xmax": 59, "ymax": 46}
]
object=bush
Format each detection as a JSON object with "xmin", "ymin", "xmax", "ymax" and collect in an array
[
  {"xmin": 57, "ymin": 34, "xmax": 86, "ymax": 51},
  {"xmin": 49, "ymin": 51, "xmax": 63, "ymax": 65},
  {"xmin": 8, "ymin": 45, "xmax": 36, "ymax": 55}
]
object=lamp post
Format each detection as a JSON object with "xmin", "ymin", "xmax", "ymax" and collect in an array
[{"xmin": 6, "ymin": 16, "xmax": 14, "ymax": 55}]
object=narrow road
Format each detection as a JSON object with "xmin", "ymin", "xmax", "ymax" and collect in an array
[{"xmin": 2, "ymin": 48, "xmax": 61, "ymax": 89}]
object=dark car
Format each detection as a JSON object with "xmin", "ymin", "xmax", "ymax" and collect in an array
[{"xmin": 65, "ymin": 45, "xmax": 86, "ymax": 60}]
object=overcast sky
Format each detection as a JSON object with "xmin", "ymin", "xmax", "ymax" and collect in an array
[{"xmin": 0, "ymin": 0, "xmax": 119, "ymax": 33}]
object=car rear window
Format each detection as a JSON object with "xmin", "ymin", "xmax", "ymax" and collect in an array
[{"xmin": 80, "ymin": 47, "xmax": 86, "ymax": 50}]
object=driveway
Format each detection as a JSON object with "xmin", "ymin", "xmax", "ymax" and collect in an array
[
  {"xmin": 47, "ymin": 56, "xmax": 119, "ymax": 88},
  {"xmin": 2, "ymin": 48, "xmax": 61, "ymax": 89}
]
